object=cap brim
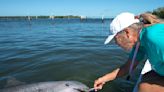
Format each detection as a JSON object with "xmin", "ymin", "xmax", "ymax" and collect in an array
[{"xmin": 104, "ymin": 34, "xmax": 116, "ymax": 45}]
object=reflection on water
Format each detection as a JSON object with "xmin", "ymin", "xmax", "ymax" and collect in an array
[{"xmin": 0, "ymin": 18, "xmax": 141, "ymax": 92}]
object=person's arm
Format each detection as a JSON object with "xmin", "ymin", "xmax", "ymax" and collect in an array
[
  {"xmin": 94, "ymin": 59, "xmax": 139, "ymax": 91},
  {"xmin": 116, "ymin": 58, "xmax": 139, "ymax": 78},
  {"xmin": 94, "ymin": 46, "xmax": 146, "ymax": 91}
]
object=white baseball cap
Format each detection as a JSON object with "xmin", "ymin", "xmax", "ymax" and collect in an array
[{"xmin": 104, "ymin": 12, "xmax": 139, "ymax": 44}]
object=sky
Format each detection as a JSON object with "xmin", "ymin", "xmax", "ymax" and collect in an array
[{"xmin": 0, "ymin": 0, "xmax": 164, "ymax": 17}]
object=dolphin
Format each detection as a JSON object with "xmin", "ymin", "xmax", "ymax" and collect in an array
[{"xmin": 0, "ymin": 81, "xmax": 93, "ymax": 92}]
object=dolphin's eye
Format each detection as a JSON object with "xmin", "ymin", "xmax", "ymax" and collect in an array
[{"xmin": 65, "ymin": 83, "xmax": 69, "ymax": 87}]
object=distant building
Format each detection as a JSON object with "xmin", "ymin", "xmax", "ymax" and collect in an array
[
  {"xmin": 80, "ymin": 16, "xmax": 87, "ymax": 21},
  {"xmin": 80, "ymin": 16, "xmax": 87, "ymax": 20},
  {"xmin": 49, "ymin": 15, "xmax": 54, "ymax": 19}
]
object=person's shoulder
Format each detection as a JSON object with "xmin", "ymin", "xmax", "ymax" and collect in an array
[
  {"xmin": 144, "ymin": 23, "xmax": 164, "ymax": 40},
  {"xmin": 146, "ymin": 23, "xmax": 164, "ymax": 30},
  {"xmin": 140, "ymin": 23, "xmax": 164, "ymax": 39},
  {"xmin": 143, "ymin": 23, "xmax": 163, "ymax": 34}
]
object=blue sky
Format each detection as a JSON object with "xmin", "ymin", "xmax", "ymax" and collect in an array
[{"xmin": 0, "ymin": 0, "xmax": 164, "ymax": 17}]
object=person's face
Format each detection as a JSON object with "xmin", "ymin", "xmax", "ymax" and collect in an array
[{"xmin": 114, "ymin": 28, "xmax": 137, "ymax": 51}]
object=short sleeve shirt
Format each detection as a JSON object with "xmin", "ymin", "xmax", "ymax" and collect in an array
[{"xmin": 129, "ymin": 23, "xmax": 164, "ymax": 76}]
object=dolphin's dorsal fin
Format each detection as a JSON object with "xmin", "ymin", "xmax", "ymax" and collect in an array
[{"xmin": 5, "ymin": 77, "xmax": 25, "ymax": 88}]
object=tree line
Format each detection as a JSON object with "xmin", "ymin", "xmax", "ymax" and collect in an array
[{"xmin": 152, "ymin": 7, "xmax": 164, "ymax": 19}]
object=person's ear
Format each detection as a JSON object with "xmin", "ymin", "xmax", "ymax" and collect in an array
[{"xmin": 124, "ymin": 28, "xmax": 131, "ymax": 39}]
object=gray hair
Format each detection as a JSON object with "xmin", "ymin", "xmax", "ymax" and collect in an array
[{"xmin": 128, "ymin": 23, "xmax": 143, "ymax": 32}]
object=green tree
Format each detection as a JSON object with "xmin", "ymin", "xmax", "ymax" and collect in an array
[{"xmin": 153, "ymin": 7, "xmax": 164, "ymax": 18}]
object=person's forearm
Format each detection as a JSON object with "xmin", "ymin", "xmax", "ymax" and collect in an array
[
  {"xmin": 100, "ymin": 59, "xmax": 139, "ymax": 82},
  {"xmin": 99, "ymin": 66, "xmax": 128, "ymax": 82},
  {"xmin": 100, "ymin": 68, "xmax": 120, "ymax": 82}
]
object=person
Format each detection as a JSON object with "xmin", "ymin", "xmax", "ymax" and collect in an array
[{"xmin": 94, "ymin": 12, "xmax": 164, "ymax": 92}]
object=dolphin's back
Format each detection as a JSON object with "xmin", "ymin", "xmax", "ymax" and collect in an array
[{"xmin": 0, "ymin": 81, "xmax": 89, "ymax": 92}]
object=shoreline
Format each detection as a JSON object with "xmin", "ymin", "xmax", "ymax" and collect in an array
[
  {"xmin": 0, "ymin": 15, "xmax": 81, "ymax": 19},
  {"xmin": 0, "ymin": 15, "xmax": 114, "ymax": 19}
]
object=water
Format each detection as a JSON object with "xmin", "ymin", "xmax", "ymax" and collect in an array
[{"xmin": 0, "ymin": 18, "xmax": 142, "ymax": 92}]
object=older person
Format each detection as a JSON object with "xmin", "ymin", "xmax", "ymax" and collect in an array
[{"xmin": 94, "ymin": 12, "xmax": 164, "ymax": 92}]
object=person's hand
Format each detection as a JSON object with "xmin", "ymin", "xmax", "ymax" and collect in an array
[{"xmin": 94, "ymin": 77, "xmax": 106, "ymax": 91}]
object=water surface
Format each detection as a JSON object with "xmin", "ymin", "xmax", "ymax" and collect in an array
[{"xmin": 0, "ymin": 18, "xmax": 142, "ymax": 92}]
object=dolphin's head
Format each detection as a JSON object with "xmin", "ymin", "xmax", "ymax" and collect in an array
[{"xmin": 0, "ymin": 81, "xmax": 92, "ymax": 92}]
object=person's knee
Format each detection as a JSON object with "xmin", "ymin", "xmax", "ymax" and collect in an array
[{"xmin": 138, "ymin": 83, "xmax": 149, "ymax": 92}]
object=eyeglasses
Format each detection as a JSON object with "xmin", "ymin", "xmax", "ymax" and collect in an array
[{"xmin": 139, "ymin": 16, "xmax": 150, "ymax": 24}]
